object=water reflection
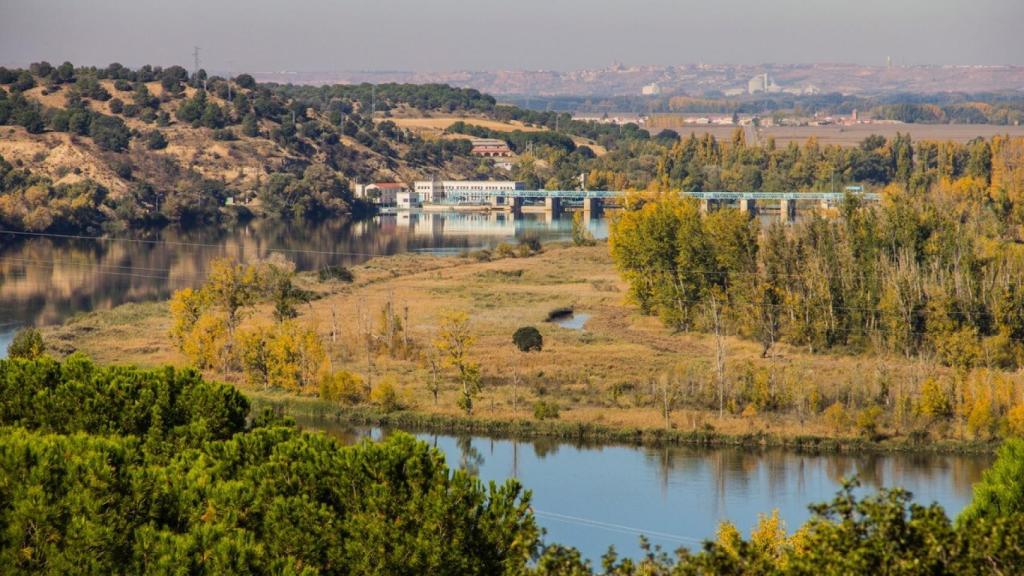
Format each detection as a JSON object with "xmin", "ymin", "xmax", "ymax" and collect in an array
[
  {"xmin": 457, "ymin": 436, "xmax": 484, "ymax": 476},
  {"xmin": 296, "ymin": 417, "xmax": 991, "ymax": 563},
  {"xmin": 0, "ymin": 212, "xmax": 608, "ymax": 350}
]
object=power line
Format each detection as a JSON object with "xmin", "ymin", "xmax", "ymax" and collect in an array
[
  {"xmin": 1, "ymin": 230, "xmax": 390, "ymax": 259},
  {"xmin": 1, "ymin": 256, "xmax": 175, "ymax": 275},
  {"xmin": 0, "ymin": 257, "xmax": 181, "ymax": 281},
  {"xmin": 533, "ymin": 509, "xmax": 702, "ymax": 546}
]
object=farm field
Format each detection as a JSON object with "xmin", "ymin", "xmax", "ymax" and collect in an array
[
  {"xmin": 382, "ymin": 116, "xmax": 608, "ymax": 154},
  {"xmin": 647, "ymin": 118, "xmax": 1024, "ymax": 146}
]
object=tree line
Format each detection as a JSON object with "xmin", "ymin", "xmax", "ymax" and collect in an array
[{"xmin": 609, "ymin": 176, "xmax": 1024, "ymax": 439}]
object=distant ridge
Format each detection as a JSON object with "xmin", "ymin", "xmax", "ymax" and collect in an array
[{"xmin": 252, "ymin": 63, "xmax": 1024, "ymax": 97}]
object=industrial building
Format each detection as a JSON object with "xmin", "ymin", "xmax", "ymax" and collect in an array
[
  {"xmin": 353, "ymin": 182, "xmax": 409, "ymax": 206},
  {"xmin": 747, "ymin": 73, "xmax": 781, "ymax": 94},
  {"xmin": 470, "ymin": 138, "xmax": 513, "ymax": 157},
  {"xmin": 413, "ymin": 180, "xmax": 526, "ymax": 204}
]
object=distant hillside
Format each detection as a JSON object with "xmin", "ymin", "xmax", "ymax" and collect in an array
[
  {"xmin": 0, "ymin": 62, "xmax": 663, "ymax": 234},
  {"xmin": 0, "ymin": 62, "xmax": 518, "ymax": 233},
  {"xmin": 252, "ymin": 63, "xmax": 1024, "ymax": 98}
]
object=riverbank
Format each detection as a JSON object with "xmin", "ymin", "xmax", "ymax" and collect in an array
[
  {"xmin": 248, "ymin": 390, "xmax": 998, "ymax": 455},
  {"xmin": 43, "ymin": 241, "xmax": 1022, "ymax": 452}
]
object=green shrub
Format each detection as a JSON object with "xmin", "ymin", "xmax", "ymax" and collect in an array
[
  {"xmin": 513, "ymin": 326, "xmax": 543, "ymax": 352},
  {"xmin": 145, "ymin": 129, "xmax": 167, "ymax": 150},
  {"xmin": 533, "ymin": 400, "xmax": 560, "ymax": 420},
  {"xmin": 89, "ymin": 114, "xmax": 130, "ymax": 152}
]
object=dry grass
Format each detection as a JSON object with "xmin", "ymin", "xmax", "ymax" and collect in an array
[
  {"xmin": 386, "ymin": 117, "xmax": 545, "ymax": 134},
  {"xmin": 45, "ymin": 242, "xmax": 987, "ymax": 443},
  {"xmin": 387, "ymin": 116, "xmax": 606, "ymax": 155}
]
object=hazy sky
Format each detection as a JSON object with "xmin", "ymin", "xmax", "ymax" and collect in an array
[{"xmin": 2, "ymin": 0, "xmax": 1022, "ymax": 72}]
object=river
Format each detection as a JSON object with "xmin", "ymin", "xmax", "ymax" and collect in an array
[
  {"xmin": 299, "ymin": 418, "xmax": 993, "ymax": 563},
  {"xmin": 0, "ymin": 211, "xmax": 607, "ymax": 351},
  {"xmin": 0, "ymin": 211, "xmax": 995, "ymax": 563}
]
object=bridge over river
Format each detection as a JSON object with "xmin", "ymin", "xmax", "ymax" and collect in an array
[{"xmin": 436, "ymin": 188, "xmax": 880, "ymax": 221}]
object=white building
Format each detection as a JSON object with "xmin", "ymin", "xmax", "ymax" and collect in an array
[
  {"xmin": 396, "ymin": 191, "xmax": 419, "ymax": 210},
  {"xmin": 641, "ymin": 82, "xmax": 661, "ymax": 96},
  {"xmin": 747, "ymin": 73, "xmax": 782, "ymax": 95},
  {"xmin": 413, "ymin": 180, "xmax": 526, "ymax": 203},
  {"xmin": 354, "ymin": 182, "xmax": 408, "ymax": 206}
]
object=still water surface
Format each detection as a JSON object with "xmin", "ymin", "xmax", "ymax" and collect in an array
[{"xmin": 301, "ymin": 419, "xmax": 993, "ymax": 563}]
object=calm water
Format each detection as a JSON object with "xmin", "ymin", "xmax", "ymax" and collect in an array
[
  {"xmin": 551, "ymin": 312, "xmax": 591, "ymax": 331},
  {"xmin": 0, "ymin": 211, "xmax": 607, "ymax": 353},
  {"xmin": 301, "ymin": 419, "xmax": 993, "ymax": 563}
]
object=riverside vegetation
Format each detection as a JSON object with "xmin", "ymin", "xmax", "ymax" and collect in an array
[
  {"xmin": 36, "ymin": 232, "xmax": 1024, "ymax": 449},
  {"xmin": 3, "ymin": 354, "xmax": 1024, "ymax": 574}
]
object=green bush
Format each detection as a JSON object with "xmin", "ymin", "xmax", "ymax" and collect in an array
[
  {"xmin": 513, "ymin": 326, "xmax": 543, "ymax": 352},
  {"xmin": 145, "ymin": 129, "xmax": 167, "ymax": 150},
  {"xmin": 533, "ymin": 400, "xmax": 560, "ymax": 420},
  {"xmin": 89, "ymin": 114, "xmax": 130, "ymax": 152}
]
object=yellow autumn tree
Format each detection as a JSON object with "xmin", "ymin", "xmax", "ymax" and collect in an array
[
  {"xmin": 1006, "ymin": 404, "xmax": 1024, "ymax": 437},
  {"xmin": 180, "ymin": 312, "xmax": 229, "ymax": 371},
  {"xmin": 750, "ymin": 510, "xmax": 788, "ymax": 565},
  {"xmin": 169, "ymin": 287, "xmax": 208, "ymax": 349},
  {"xmin": 918, "ymin": 378, "xmax": 953, "ymax": 420},
  {"xmin": 434, "ymin": 311, "xmax": 481, "ymax": 415},
  {"xmin": 266, "ymin": 320, "xmax": 328, "ymax": 393}
]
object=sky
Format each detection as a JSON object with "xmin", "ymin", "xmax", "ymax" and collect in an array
[{"xmin": 1, "ymin": 0, "xmax": 1022, "ymax": 73}]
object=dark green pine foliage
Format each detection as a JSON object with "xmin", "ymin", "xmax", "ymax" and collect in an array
[{"xmin": 0, "ymin": 356, "xmax": 539, "ymax": 575}]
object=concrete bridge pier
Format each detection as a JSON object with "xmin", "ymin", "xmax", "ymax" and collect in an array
[
  {"xmin": 739, "ymin": 198, "xmax": 757, "ymax": 217},
  {"xmin": 780, "ymin": 199, "xmax": 797, "ymax": 223},
  {"xmin": 700, "ymin": 199, "xmax": 722, "ymax": 214},
  {"xmin": 545, "ymin": 197, "xmax": 563, "ymax": 218},
  {"xmin": 582, "ymin": 197, "xmax": 603, "ymax": 218},
  {"xmin": 507, "ymin": 197, "xmax": 523, "ymax": 214},
  {"xmin": 490, "ymin": 196, "xmax": 505, "ymax": 208}
]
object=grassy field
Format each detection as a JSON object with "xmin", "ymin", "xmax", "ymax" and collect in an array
[
  {"xmin": 384, "ymin": 116, "xmax": 608, "ymax": 155},
  {"xmin": 386, "ymin": 117, "xmax": 545, "ymax": 133},
  {"xmin": 45, "ymin": 241, "xmax": 1003, "ymax": 449}
]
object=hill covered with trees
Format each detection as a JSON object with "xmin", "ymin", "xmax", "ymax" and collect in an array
[{"xmin": 0, "ymin": 62, "xmax": 509, "ymax": 233}]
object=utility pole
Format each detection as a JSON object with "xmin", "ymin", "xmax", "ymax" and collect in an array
[{"xmin": 192, "ymin": 46, "xmax": 201, "ymax": 88}]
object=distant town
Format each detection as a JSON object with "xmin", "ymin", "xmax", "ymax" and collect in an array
[{"xmin": 251, "ymin": 62, "xmax": 1024, "ymax": 97}]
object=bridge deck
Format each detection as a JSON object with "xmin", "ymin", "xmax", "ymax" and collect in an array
[{"xmin": 441, "ymin": 189, "xmax": 880, "ymax": 201}]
